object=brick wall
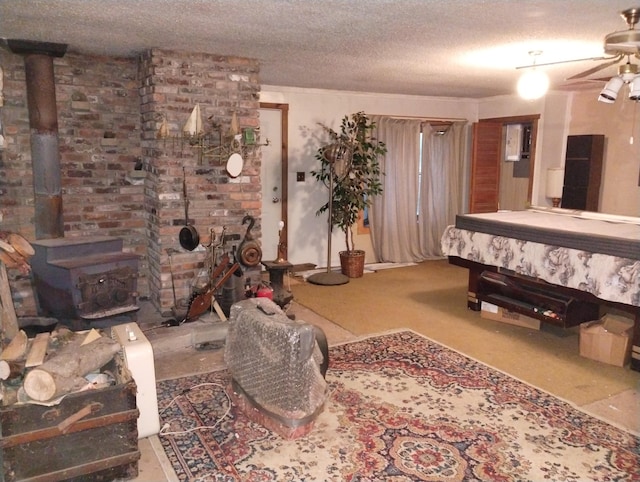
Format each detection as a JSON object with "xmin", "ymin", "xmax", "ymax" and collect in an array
[
  {"xmin": 0, "ymin": 47, "xmax": 262, "ymax": 318},
  {"xmin": 0, "ymin": 50, "xmax": 145, "ymax": 316},
  {"xmin": 0, "ymin": 51, "xmax": 36, "ymax": 315},
  {"xmin": 139, "ymin": 49, "xmax": 262, "ymax": 314}
]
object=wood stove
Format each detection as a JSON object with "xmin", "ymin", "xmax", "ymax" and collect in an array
[{"xmin": 31, "ymin": 236, "xmax": 140, "ymax": 320}]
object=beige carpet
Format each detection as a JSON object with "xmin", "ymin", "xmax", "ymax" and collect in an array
[{"xmin": 291, "ymin": 259, "xmax": 640, "ymax": 407}]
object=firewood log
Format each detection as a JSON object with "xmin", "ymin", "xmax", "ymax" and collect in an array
[
  {"xmin": 25, "ymin": 332, "xmax": 49, "ymax": 368},
  {"xmin": 1, "ymin": 330, "xmax": 27, "ymax": 361},
  {"xmin": 23, "ymin": 336, "xmax": 121, "ymax": 402},
  {"xmin": 6, "ymin": 233, "xmax": 34, "ymax": 258},
  {"xmin": 22, "ymin": 370, "xmax": 88, "ymax": 402},
  {"xmin": 0, "ymin": 266, "xmax": 20, "ymax": 341},
  {"xmin": 0, "ymin": 359, "xmax": 25, "ymax": 380},
  {"xmin": 0, "ymin": 239, "xmax": 15, "ymax": 254},
  {"xmin": 0, "ymin": 250, "xmax": 19, "ymax": 269},
  {"xmin": 0, "ymin": 232, "xmax": 32, "ymax": 274},
  {"xmin": 0, "ymin": 250, "xmax": 30, "ymax": 274}
]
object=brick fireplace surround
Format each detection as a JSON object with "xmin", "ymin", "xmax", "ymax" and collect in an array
[{"xmin": 0, "ymin": 47, "xmax": 262, "ymax": 318}]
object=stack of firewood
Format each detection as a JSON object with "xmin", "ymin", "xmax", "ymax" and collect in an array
[
  {"xmin": 0, "ymin": 231, "xmax": 33, "ymax": 275},
  {"xmin": 0, "ymin": 232, "xmax": 121, "ymax": 405},
  {"xmin": 0, "ymin": 327, "xmax": 121, "ymax": 405},
  {"xmin": 0, "ymin": 231, "xmax": 34, "ymax": 342}
]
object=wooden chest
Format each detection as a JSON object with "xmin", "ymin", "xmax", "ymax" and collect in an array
[{"xmin": 0, "ymin": 358, "xmax": 140, "ymax": 482}]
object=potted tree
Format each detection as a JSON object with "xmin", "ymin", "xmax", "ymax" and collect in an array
[{"xmin": 311, "ymin": 112, "xmax": 386, "ymax": 278}]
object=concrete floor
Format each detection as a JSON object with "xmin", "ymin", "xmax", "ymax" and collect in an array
[{"xmin": 125, "ymin": 294, "xmax": 639, "ymax": 481}]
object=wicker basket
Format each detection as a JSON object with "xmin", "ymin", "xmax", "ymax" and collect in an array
[{"xmin": 339, "ymin": 250, "xmax": 365, "ymax": 278}]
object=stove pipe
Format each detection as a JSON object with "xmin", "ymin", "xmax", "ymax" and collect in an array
[{"xmin": 8, "ymin": 40, "xmax": 67, "ymax": 239}]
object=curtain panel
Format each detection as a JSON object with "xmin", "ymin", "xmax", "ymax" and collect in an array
[{"xmin": 371, "ymin": 117, "xmax": 468, "ymax": 263}]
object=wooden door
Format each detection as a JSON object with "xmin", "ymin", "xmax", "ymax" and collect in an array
[
  {"xmin": 470, "ymin": 115, "xmax": 539, "ymax": 214},
  {"xmin": 259, "ymin": 103, "xmax": 289, "ymax": 260},
  {"xmin": 469, "ymin": 121, "xmax": 502, "ymax": 213}
]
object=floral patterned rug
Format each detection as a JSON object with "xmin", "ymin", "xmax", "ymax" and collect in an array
[{"xmin": 156, "ymin": 330, "xmax": 639, "ymax": 481}]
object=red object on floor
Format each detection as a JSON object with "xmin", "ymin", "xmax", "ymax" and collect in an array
[{"xmin": 255, "ymin": 284, "xmax": 273, "ymax": 300}]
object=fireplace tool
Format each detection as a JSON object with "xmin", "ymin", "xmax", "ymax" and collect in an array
[
  {"xmin": 164, "ymin": 248, "xmax": 188, "ymax": 323},
  {"xmin": 167, "ymin": 227, "xmax": 243, "ymax": 325},
  {"xmin": 182, "ymin": 253, "xmax": 239, "ymax": 323},
  {"xmin": 179, "ymin": 166, "xmax": 200, "ymax": 251}
]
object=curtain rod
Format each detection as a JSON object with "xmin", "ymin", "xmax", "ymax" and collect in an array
[{"xmin": 369, "ymin": 114, "xmax": 468, "ymax": 122}]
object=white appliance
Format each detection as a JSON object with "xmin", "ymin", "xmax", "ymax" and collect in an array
[{"xmin": 111, "ymin": 323, "xmax": 160, "ymax": 439}]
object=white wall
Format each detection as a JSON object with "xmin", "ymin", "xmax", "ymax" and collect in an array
[{"xmin": 260, "ymin": 86, "xmax": 479, "ymax": 267}]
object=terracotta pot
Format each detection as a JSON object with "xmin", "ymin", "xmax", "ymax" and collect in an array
[{"xmin": 339, "ymin": 250, "xmax": 365, "ymax": 278}]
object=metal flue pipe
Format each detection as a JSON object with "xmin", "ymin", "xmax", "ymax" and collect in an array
[{"xmin": 8, "ymin": 40, "xmax": 67, "ymax": 239}]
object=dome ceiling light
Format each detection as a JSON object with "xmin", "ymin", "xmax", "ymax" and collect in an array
[{"xmin": 516, "ymin": 51, "xmax": 549, "ymax": 100}]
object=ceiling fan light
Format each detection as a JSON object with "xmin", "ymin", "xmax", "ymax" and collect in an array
[
  {"xmin": 598, "ymin": 75, "xmax": 624, "ymax": 102},
  {"xmin": 629, "ymin": 76, "xmax": 640, "ymax": 100},
  {"xmin": 597, "ymin": 95, "xmax": 615, "ymax": 104},
  {"xmin": 517, "ymin": 70, "xmax": 549, "ymax": 100}
]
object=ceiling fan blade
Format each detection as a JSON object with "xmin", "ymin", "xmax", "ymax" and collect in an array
[
  {"xmin": 515, "ymin": 55, "xmax": 620, "ymax": 70},
  {"xmin": 562, "ymin": 78, "xmax": 610, "ymax": 88},
  {"xmin": 566, "ymin": 55, "xmax": 624, "ymax": 80}
]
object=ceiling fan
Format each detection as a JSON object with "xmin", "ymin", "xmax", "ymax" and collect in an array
[{"xmin": 517, "ymin": 7, "xmax": 640, "ymax": 81}]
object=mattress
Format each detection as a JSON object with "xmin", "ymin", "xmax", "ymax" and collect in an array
[{"xmin": 455, "ymin": 208, "xmax": 640, "ymax": 260}]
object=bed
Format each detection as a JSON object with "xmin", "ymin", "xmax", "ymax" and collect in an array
[{"xmin": 441, "ymin": 207, "xmax": 640, "ymax": 371}]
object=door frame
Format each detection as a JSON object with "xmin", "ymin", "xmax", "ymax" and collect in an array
[{"xmin": 259, "ymin": 102, "xmax": 289, "ymax": 259}]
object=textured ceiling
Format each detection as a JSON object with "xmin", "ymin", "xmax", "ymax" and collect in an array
[{"xmin": 0, "ymin": 0, "xmax": 637, "ymax": 98}]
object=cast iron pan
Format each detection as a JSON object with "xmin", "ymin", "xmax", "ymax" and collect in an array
[{"xmin": 179, "ymin": 167, "xmax": 199, "ymax": 251}]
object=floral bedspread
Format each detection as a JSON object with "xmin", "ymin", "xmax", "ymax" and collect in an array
[{"xmin": 441, "ymin": 225, "xmax": 640, "ymax": 308}]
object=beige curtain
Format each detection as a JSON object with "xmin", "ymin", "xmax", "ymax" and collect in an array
[
  {"xmin": 370, "ymin": 117, "xmax": 468, "ymax": 262},
  {"xmin": 420, "ymin": 122, "xmax": 467, "ymax": 257},
  {"xmin": 370, "ymin": 117, "xmax": 422, "ymax": 262}
]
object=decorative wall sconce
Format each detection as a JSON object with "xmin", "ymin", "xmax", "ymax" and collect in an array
[{"xmin": 156, "ymin": 104, "xmax": 269, "ymax": 165}]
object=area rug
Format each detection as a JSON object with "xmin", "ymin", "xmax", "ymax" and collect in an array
[{"xmin": 156, "ymin": 330, "xmax": 640, "ymax": 481}]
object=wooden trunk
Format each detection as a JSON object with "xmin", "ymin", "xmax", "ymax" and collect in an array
[{"xmin": 0, "ymin": 357, "xmax": 140, "ymax": 482}]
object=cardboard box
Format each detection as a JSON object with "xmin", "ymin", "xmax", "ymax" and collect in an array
[
  {"xmin": 580, "ymin": 314, "xmax": 633, "ymax": 367},
  {"xmin": 481, "ymin": 301, "xmax": 541, "ymax": 330}
]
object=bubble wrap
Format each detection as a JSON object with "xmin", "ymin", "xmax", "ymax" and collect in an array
[{"xmin": 224, "ymin": 298, "xmax": 328, "ymax": 422}]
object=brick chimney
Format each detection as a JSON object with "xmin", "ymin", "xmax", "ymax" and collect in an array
[{"xmin": 138, "ymin": 49, "xmax": 262, "ymax": 314}]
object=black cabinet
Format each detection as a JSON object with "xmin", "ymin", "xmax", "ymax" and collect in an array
[{"xmin": 561, "ymin": 135, "xmax": 604, "ymax": 211}]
